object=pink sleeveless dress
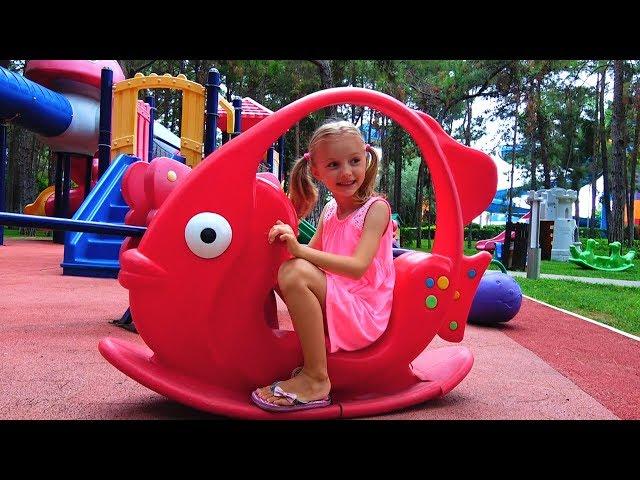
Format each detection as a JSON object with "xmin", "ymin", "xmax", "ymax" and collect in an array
[{"xmin": 320, "ymin": 196, "xmax": 395, "ymax": 353}]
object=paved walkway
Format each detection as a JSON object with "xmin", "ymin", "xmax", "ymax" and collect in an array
[
  {"xmin": 1, "ymin": 238, "xmax": 638, "ymax": 419},
  {"xmin": 509, "ymin": 270, "xmax": 640, "ymax": 288}
]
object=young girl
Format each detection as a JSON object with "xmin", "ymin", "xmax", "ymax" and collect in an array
[{"xmin": 252, "ymin": 120, "xmax": 396, "ymax": 412}]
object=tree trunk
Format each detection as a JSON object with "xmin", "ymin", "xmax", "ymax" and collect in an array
[
  {"xmin": 415, "ymin": 161, "xmax": 425, "ymax": 248},
  {"xmin": 609, "ymin": 60, "xmax": 626, "ymax": 242},
  {"xmin": 379, "ymin": 116, "xmax": 390, "ymax": 195},
  {"xmin": 590, "ymin": 74, "xmax": 599, "ymax": 237},
  {"xmin": 306, "ymin": 60, "xmax": 334, "ymax": 225},
  {"xmin": 599, "ymin": 67, "xmax": 612, "ymax": 238},
  {"xmin": 310, "ymin": 60, "xmax": 336, "ymax": 118},
  {"xmin": 628, "ymin": 81, "xmax": 640, "ymax": 245},
  {"xmin": 562, "ymin": 88, "xmax": 575, "ymax": 189},
  {"xmin": 525, "ymin": 85, "xmax": 538, "ymax": 191},
  {"xmin": 426, "ymin": 171, "xmax": 433, "ymax": 249},
  {"xmin": 390, "ymin": 122, "xmax": 403, "ymax": 214},
  {"xmin": 535, "ymin": 79, "xmax": 552, "ymax": 188},
  {"xmin": 464, "ymin": 98, "xmax": 473, "ymax": 248},
  {"xmin": 571, "ymin": 173, "xmax": 580, "ymax": 241},
  {"xmin": 5, "ymin": 125, "xmax": 17, "ymax": 212},
  {"xmin": 507, "ymin": 91, "xmax": 520, "ymax": 225},
  {"xmin": 6, "ymin": 125, "xmax": 39, "ymax": 236}
]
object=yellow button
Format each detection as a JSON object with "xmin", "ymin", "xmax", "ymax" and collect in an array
[
  {"xmin": 437, "ymin": 276, "xmax": 449, "ymax": 290},
  {"xmin": 167, "ymin": 170, "xmax": 177, "ymax": 182},
  {"xmin": 454, "ymin": 290, "xmax": 460, "ymax": 300}
]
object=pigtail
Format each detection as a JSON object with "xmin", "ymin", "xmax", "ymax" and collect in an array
[
  {"xmin": 353, "ymin": 145, "xmax": 380, "ymax": 205},
  {"xmin": 288, "ymin": 156, "xmax": 318, "ymax": 219}
]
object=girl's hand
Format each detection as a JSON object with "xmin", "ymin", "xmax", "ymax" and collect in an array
[{"xmin": 269, "ymin": 220, "xmax": 302, "ymax": 257}]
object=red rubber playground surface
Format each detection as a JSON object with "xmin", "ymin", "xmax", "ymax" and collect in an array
[{"xmin": 0, "ymin": 238, "xmax": 638, "ymax": 420}]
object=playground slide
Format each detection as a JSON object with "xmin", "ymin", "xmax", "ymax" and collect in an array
[
  {"xmin": 23, "ymin": 186, "xmax": 55, "ymax": 216},
  {"xmin": 298, "ymin": 219, "xmax": 316, "ymax": 244},
  {"xmin": 61, "ymin": 154, "xmax": 139, "ymax": 278},
  {"xmin": 476, "ymin": 211, "xmax": 530, "ymax": 251},
  {"xmin": 0, "ymin": 66, "xmax": 72, "ymax": 137},
  {"xmin": 42, "ymin": 158, "xmax": 99, "ymax": 217}
]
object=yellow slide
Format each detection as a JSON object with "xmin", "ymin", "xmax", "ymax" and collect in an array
[{"xmin": 24, "ymin": 185, "xmax": 55, "ymax": 216}]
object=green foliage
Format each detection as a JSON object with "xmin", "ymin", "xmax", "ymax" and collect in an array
[
  {"xmin": 541, "ymin": 259, "xmax": 639, "ymax": 281},
  {"xmin": 8, "ymin": 58, "xmax": 636, "ymax": 246},
  {"xmin": 400, "ymin": 224, "xmax": 506, "ymax": 244}
]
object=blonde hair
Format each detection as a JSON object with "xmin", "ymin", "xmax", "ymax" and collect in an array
[{"xmin": 289, "ymin": 120, "xmax": 380, "ymax": 219}]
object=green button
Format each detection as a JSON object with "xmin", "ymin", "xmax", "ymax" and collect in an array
[
  {"xmin": 425, "ymin": 295, "xmax": 438, "ymax": 309},
  {"xmin": 449, "ymin": 321, "xmax": 458, "ymax": 330}
]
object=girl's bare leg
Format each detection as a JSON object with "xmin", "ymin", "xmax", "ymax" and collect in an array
[{"xmin": 256, "ymin": 258, "xmax": 331, "ymax": 405}]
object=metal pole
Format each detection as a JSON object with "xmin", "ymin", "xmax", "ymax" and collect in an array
[
  {"xmin": 221, "ymin": 88, "xmax": 232, "ymax": 145},
  {"xmin": 266, "ymin": 144, "xmax": 274, "ymax": 173},
  {"xmin": 0, "ymin": 124, "xmax": 6, "ymax": 246},
  {"xmin": 278, "ymin": 136, "xmax": 285, "ymax": 184},
  {"xmin": 145, "ymin": 95, "xmax": 155, "ymax": 162},
  {"xmin": 204, "ymin": 68, "xmax": 221, "ymax": 155},
  {"xmin": 232, "ymin": 97, "xmax": 242, "ymax": 139},
  {"xmin": 61, "ymin": 152, "xmax": 71, "ymax": 244},
  {"xmin": 526, "ymin": 190, "xmax": 542, "ymax": 279},
  {"xmin": 0, "ymin": 212, "xmax": 146, "ymax": 237},
  {"xmin": 53, "ymin": 152, "xmax": 64, "ymax": 244},
  {"xmin": 61, "ymin": 153, "xmax": 71, "ymax": 218},
  {"xmin": 98, "ymin": 68, "xmax": 114, "ymax": 178},
  {"xmin": 83, "ymin": 154, "xmax": 93, "ymax": 201}
]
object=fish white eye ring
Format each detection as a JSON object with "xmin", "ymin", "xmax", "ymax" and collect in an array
[{"xmin": 184, "ymin": 212, "xmax": 232, "ymax": 259}]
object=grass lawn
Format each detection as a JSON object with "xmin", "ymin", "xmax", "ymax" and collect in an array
[
  {"xmin": 539, "ymin": 259, "xmax": 639, "ymax": 281},
  {"xmin": 2, "ymin": 228, "xmax": 51, "ymax": 238},
  {"xmin": 514, "ymin": 278, "xmax": 640, "ymax": 337},
  {"xmin": 405, "ymin": 240, "xmax": 639, "ymax": 279}
]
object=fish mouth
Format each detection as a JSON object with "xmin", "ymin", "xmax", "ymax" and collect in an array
[{"xmin": 118, "ymin": 248, "xmax": 168, "ymax": 289}]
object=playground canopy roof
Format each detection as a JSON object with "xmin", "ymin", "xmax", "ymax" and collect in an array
[{"xmin": 218, "ymin": 97, "xmax": 273, "ymax": 133}]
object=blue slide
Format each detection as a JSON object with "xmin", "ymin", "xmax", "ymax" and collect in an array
[
  {"xmin": 61, "ymin": 154, "xmax": 138, "ymax": 278},
  {"xmin": 0, "ymin": 66, "xmax": 72, "ymax": 135}
]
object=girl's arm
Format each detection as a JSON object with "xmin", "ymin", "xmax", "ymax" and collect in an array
[{"xmin": 297, "ymin": 200, "xmax": 390, "ymax": 280}]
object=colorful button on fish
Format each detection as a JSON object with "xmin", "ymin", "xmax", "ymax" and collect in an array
[
  {"xmin": 425, "ymin": 278, "xmax": 435, "ymax": 288},
  {"xmin": 437, "ymin": 276, "xmax": 449, "ymax": 290},
  {"xmin": 454, "ymin": 290, "xmax": 460, "ymax": 300},
  {"xmin": 167, "ymin": 170, "xmax": 177, "ymax": 182},
  {"xmin": 467, "ymin": 269, "xmax": 476, "ymax": 279},
  {"xmin": 449, "ymin": 321, "xmax": 458, "ymax": 330},
  {"xmin": 425, "ymin": 295, "xmax": 437, "ymax": 309}
]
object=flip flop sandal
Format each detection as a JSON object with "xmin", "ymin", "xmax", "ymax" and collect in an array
[{"xmin": 250, "ymin": 382, "xmax": 332, "ymax": 412}]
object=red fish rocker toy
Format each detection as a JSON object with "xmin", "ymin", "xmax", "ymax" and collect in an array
[{"xmin": 99, "ymin": 88, "xmax": 497, "ymax": 419}]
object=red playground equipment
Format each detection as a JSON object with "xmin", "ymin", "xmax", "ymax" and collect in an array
[
  {"xmin": 476, "ymin": 211, "xmax": 531, "ymax": 252},
  {"xmin": 98, "ymin": 88, "xmax": 498, "ymax": 419}
]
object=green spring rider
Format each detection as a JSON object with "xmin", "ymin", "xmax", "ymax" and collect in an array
[{"xmin": 569, "ymin": 239, "xmax": 636, "ymax": 272}]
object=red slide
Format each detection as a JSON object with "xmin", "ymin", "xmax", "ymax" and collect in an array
[
  {"xmin": 476, "ymin": 211, "xmax": 530, "ymax": 251},
  {"xmin": 44, "ymin": 156, "xmax": 98, "ymax": 217}
]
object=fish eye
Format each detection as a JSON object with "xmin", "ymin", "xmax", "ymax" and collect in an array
[{"xmin": 184, "ymin": 212, "xmax": 232, "ymax": 259}]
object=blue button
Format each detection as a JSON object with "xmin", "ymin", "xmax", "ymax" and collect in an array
[
  {"xmin": 468, "ymin": 269, "xmax": 477, "ymax": 278},
  {"xmin": 425, "ymin": 277, "xmax": 435, "ymax": 288}
]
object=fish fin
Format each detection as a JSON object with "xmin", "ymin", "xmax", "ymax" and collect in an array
[{"xmin": 437, "ymin": 251, "xmax": 492, "ymax": 342}]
